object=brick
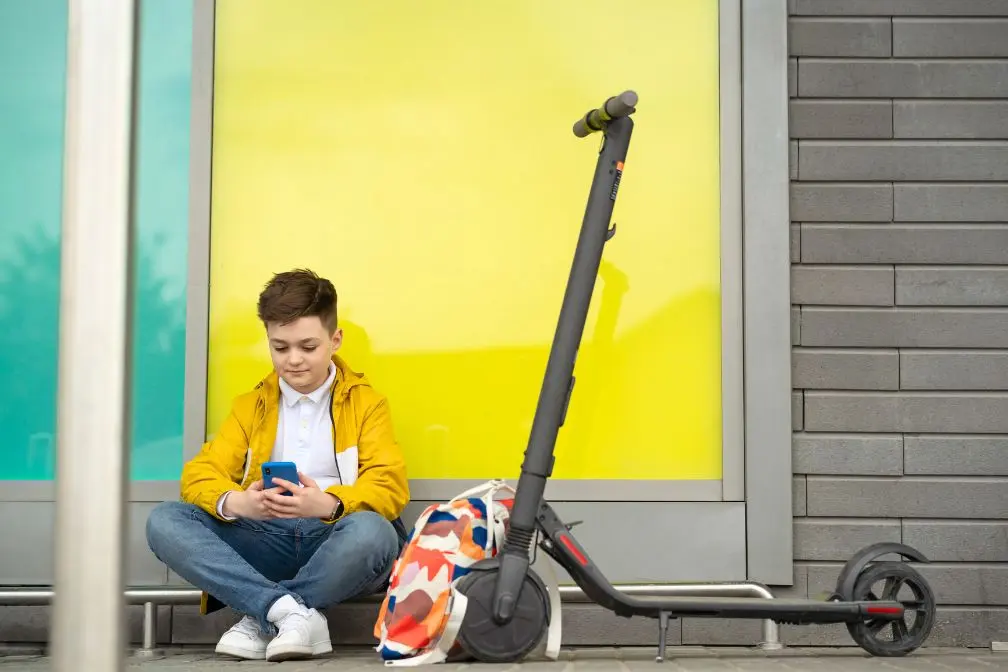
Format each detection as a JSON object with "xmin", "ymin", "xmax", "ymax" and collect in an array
[
  {"xmin": 779, "ymin": 622, "xmax": 860, "ymax": 647},
  {"xmin": 897, "ymin": 268, "xmax": 1008, "ymax": 306},
  {"xmin": 903, "ymin": 520, "xmax": 1008, "ymax": 561},
  {"xmin": 801, "ymin": 224, "xmax": 1008, "ymax": 265},
  {"xmin": 793, "ymin": 432, "xmax": 903, "ymax": 475},
  {"xmin": 789, "ymin": 18, "xmax": 892, "ymax": 57},
  {"xmin": 682, "ymin": 617, "xmax": 763, "ymax": 646},
  {"xmin": 794, "ymin": 0, "xmax": 1008, "ymax": 15},
  {"xmin": 559, "ymin": 604, "xmax": 682, "ymax": 646},
  {"xmin": 801, "ymin": 564, "xmax": 843, "ymax": 599},
  {"xmin": 894, "ymin": 101, "xmax": 1008, "ymax": 139},
  {"xmin": 895, "ymin": 184, "xmax": 1008, "ymax": 221},
  {"xmin": 800, "ymin": 307, "xmax": 1008, "ymax": 348},
  {"xmin": 791, "ymin": 265, "xmax": 894, "ymax": 306},
  {"xmin": 792, "ymin": 348, "xmax": 898, "ymax": 390},
  {"xmin": 798, "ymin": 60, "xmax": 1008, "ymax": 98},
  {"xmin": 804, "ymin": 391, "xmax": 1008, "ymax": 433},
  {"xmin": 790, "ymin": 224, "xmax": 800, "ymax": 263},
  {"xmin": 175, "ymin": 600, "xmax": 720, "ymax": 651},
  {"xmin": 792, "ymin": 391, "xmax": 803, "ymax": 430},
  {"xmin": 789, "ymin": 140, "xmax": 798, "ymax": 180},
  {"xmin": 791, "ymin": 306, "xmax": 801, "ymax": 345},
  {"xmin": 0, "ymin": 604, "xmax": 171, "ymax": 646},
  {"xmin": 790, "ymin": 184, "xmax": 893, "ymax": 222},
  {"xmin": 793, "ymin": 518, "xmax": 900, "ymax": 561},
  {"xmin": 806, "ymin": 476, "xmax": 1008, "ymax": 518},
  {"xmin": 902, "ymin": 350, "xmax": 1008, "ymax": 390},
  {"xmin": 805, "ymin": 562, "xmax": 1008, "ymax": 605},
  {"xmin": 789, "ymin": 58, "xmax": 797, "ymax": 97},
  {"xmin": 789, "ymin": 100, "xmax": 892, "ymax": 139},
  {"xmin": 894, "ymin": 19, "xmax": 1008, "ymax": 57},
  {"xmin": 172, "ymin": 603, "xmax": 385, "ymax": 646},
  {"xmin": 772, "ymin": 564, "xmax": 809, "ymax": 600},
  {"xmin": 788, "ymin": 608, "xmax": 1008, "ymax": 648},
  {"xmin": 904, "ymin": 435, "xmax": 1008, "ymax": 476},
  {"xmin": 928, "ymin": 608, "xmax": 1008, "ymax": 648},
  {"xmin": 794, "ymin": 476, "xmax": 806, "ymax": 516},
  {"xmin": 800, "ymin": 141, "xmax": 1008, "ymax": 181}
]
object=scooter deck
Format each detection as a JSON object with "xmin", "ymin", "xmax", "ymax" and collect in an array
[{"xmin": 586, "ymin": 593, "xmax": 904, "ymax": 624}]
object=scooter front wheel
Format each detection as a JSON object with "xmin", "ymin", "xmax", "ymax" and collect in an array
[
  {"xmin": 846, "ymin": 561, "xmax": 936, "ymax": 657},
  {"xmin": 455, "ymin": 561, "xmax": 550, "ymax": 664}
]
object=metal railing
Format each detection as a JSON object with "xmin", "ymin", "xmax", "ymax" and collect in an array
[{"xmin": 0, "ymin": 581, "xmax": 783, "ymax": 655}]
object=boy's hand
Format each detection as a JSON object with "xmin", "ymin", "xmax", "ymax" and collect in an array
[
  {"xmin": 223, "ymin": 480, "xmax": 277, "ymax": 520},
  {"xmin": 265, "ymin": 472, "xmax": 339, "ymax": 520}
]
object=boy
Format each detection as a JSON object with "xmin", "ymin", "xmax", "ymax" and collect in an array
[{"xmin": 146, "ymin": 268, "xmax": 410, "ymax": 662}]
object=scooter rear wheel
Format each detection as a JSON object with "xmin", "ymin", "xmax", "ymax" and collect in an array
[
  {"xmin": 455, "ymin": 563, "xmax": 550, "ymax": 664},
  {"xmin": 846, "ymin": 561, "xmax": 936, "ymax": 657}
]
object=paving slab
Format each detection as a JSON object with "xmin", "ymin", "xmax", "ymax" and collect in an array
[{"xmin": 0, "ymin": 646, "xmax": 1004, "ymax": 671}]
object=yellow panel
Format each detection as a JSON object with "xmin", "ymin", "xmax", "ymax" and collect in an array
[{"xmin": 208, "ymin": 0, "xmax": 723, "ymax": 481}]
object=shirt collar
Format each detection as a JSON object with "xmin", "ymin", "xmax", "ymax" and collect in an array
[{"xmin": 279, "ymin": 362, "xmax": 336, "ymax": 408}]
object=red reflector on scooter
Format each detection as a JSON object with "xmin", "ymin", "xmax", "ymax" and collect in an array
[
  {"xmin": 866, "ymin": 606, "xmax": 902, "ymax": 615},
  {"xmin": 558, "ymin": 534, "xmax": 588, "ymax": 566}
]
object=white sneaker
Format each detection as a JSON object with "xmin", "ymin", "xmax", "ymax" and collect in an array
[
  {"xmin": 215, "ymin": 615, "xmax": 269, "ymax": 660},
  {"xmin": 265, "ymin": 605, "xmax": 332, "ymax": 662}
]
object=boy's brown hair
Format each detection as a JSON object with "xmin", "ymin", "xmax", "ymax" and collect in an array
[{"xmin": 257, "ymin": 268, "xmax": 338, "ymax": 333}]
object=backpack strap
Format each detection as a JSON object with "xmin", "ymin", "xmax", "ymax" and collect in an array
[
  {"xmin": 538, "ymin": 557, "xmax": 562, "ymax": 660},
  {"xmin": 383, "ymin": 589, "xmax": 469, "ymax": 667},
  {"xmin": 447, "ymin": 478, "xmax": 513, "ymax": 505}
]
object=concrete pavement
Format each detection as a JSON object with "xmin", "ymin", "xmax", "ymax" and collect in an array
[{"xmin": 0, "ymin": 646, "xmax": 1005, "ymax": 670}]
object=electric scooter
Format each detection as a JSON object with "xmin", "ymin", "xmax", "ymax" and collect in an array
[{"xmin": 452, "ymin": 90, "xmax": 937, "ymax": 663}]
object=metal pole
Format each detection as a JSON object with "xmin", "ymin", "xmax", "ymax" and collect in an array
[
  {"xmin": 50, "ymin": 1, "xmax": 139, "ymax": 671},
  {"xmin": 136, "ymin": 602, "xmax": 160, "ymax": 657}
]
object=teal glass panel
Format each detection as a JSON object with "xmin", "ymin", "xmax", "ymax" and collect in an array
[
  {"xmin": 0, "ymin": 0, "xmax": 192, "ymax": 481},
  {"xmin": 130, "ymin": 0, "xmax": 192, "ymax": 481},
  {"xmin": 0, "ymin": 0, "xmax": 68, "ymax": 480}
]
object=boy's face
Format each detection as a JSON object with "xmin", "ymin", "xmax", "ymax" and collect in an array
[{"xmin": 265, "ymin": 316, "xmax": 342, "ymax": 394}]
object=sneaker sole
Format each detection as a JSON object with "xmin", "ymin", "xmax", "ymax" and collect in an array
[
  {"xmin": 265, "ymin": 640, "xmax": 332, "ymax": 662},
  {"xmin": 215, "ymin": 643, "xmax": 267, "ymax": 661}
]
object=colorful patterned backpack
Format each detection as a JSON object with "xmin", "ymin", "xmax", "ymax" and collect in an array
[{"xmin": 373, "ymin": 479, "xmax": 561, "ymax": 666}]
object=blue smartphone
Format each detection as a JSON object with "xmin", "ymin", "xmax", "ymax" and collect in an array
[{"xmin": 262, "ymin": 461, "xmax": 300, "ymax": 496}]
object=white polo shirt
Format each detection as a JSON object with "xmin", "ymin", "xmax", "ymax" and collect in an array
[
  {"xmin": 272, "ymin": 362, "xmax": 343, "ymax": 490},
  {"xmin": 216, "ymin": 362, "xmax": 343, "ymax": 519}
]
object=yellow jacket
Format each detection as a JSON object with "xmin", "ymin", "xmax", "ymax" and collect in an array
[
  {"xmin": 182, "ymin": 354, "xmax": 410, "ymax": 522},
  {"xmin": 179, "ymin": 355, "xmax": 410, "ymax": 613}
]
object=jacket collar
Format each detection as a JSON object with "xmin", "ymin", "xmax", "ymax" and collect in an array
[
  {"xmin": 278, "ymin": 361, "xmax": 336, "ymax": 407},
  {"xmin": 254, "ymin": 354, "xmax": 368, "ymax": 408}
]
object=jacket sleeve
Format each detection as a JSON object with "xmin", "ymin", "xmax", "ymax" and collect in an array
[
  {"xmin": 179, "ymin": 403, "xmax": 251, "ymax": 521},
  {"xmin": 324, "ymin": 396, "xmax": 409, "ymax": 522}
]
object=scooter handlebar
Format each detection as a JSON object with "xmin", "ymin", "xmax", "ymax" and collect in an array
[{"xmin": 572, "ymin": 90, "xmax": 638, "ymax": 138}]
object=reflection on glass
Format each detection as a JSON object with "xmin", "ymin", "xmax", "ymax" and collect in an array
[
  {"xmin": 0, "ymin": 0, "xmax": 192, "ymax": 481},
  {"xmin": 129, "ymin": 0, "xmax": 193, "ymax": 481},
  {"xmin": 0, "ymin": 0, "xmax": 68, "ymax": 481}
]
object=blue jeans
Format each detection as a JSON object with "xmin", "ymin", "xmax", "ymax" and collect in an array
[{"xmin": 145, "ymin": 501, "xmax": 401, "ymax": 634}]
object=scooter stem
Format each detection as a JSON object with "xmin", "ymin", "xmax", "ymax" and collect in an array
[{"xmin": 493, "ymin": 107, "xmax": 635, "ymax": 624}]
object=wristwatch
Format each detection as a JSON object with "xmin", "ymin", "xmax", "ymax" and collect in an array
[{"xmin": 325, "ymin": 497, "xmax": 344, "ymax": 522}]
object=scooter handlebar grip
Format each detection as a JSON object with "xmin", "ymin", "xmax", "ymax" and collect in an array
[{"xmin": 572, "ymin": 90, "xmax": 638, "ymax": 138}]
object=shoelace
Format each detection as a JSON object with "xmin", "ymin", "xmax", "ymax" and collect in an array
[
  {"xmin": 233, "ymin": 616, "xmax": 262, "ymax": 639},
  {"xmin": 276, "ymin": 610, "xmax": 313, "ymax": 637}
]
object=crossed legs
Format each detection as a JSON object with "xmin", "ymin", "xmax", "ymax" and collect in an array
[{"xmin": 146, "ymin": 501, "xmax": 399, "ymax": 660}]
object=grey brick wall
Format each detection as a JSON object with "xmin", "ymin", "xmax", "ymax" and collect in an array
[{"xmin": 788, "ymin": 2, "xmax": 1008, "ymax": 648}]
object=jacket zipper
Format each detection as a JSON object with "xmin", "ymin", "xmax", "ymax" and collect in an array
[{"xmin": 329, "ymin": 399, "xmax": 343, "ymax": 485}]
